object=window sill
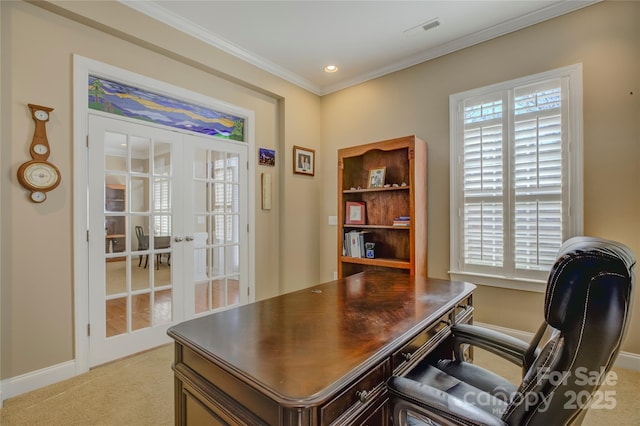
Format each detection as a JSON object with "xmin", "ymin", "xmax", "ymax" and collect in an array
[{"xmin": 448, "ymin": 271, "xmax": 546, "ymax": 293}]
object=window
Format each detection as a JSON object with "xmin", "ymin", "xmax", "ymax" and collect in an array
[
  {"xmin": 153, "ymin": 179, "xmax": 171, "ymax": 235},
  {"xmin": 450, "ymin": 65, "xmax": 583, "ymax": 290}
]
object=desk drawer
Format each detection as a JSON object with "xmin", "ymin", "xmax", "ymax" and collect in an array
[
  {"xmin": 321, "ymin": 360, "xmax": 388, "ymax": 426},
  {"xmin": 392, "ymin": 312, "xmax": 451, "ymax": 372}
]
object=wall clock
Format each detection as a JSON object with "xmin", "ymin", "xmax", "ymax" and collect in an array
[{"xmin": 17, "ymin": 104, "xmax": 61, "ymax": 203}]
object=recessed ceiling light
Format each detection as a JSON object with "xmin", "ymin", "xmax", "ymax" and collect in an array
[{"xmin": 324, "ymin": 65, "xmax": 339, "ymax": 73}]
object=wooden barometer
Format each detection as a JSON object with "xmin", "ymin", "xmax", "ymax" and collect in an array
[{"xmin": 17, "ymin": 104, "xmax": 61, "ymax": 203}]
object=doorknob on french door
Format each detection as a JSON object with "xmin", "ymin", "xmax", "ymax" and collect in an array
[
  {"xmin": 174, "ymin": 236, "xmax": 184, "ymax": 242},
  {"xmin": 185, "ymin": 235, "xmax": 195, "ymax": 242}
]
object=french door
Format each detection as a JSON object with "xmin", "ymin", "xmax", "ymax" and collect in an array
[{"xmin": 87, "ymin": 115, "xmax": 249, "ymax": 366}]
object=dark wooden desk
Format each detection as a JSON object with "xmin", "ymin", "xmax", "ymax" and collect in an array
[{"xmin": 168, "ymin": 271, "xmax": 475, "ymax": 426}]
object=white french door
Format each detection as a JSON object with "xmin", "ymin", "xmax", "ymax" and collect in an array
[
  {"xmin": 87, "ymin": 115, "xmax": 249, "ymax": 366},
  {"xmin": 182, "ymin": 134, "xmax": 250, "ymax": 317}
]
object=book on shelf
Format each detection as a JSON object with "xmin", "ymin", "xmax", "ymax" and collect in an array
[
  {"xmin": 343, "ymin": 230, "xmax": 371, "ymax": 258},
  {"xmin": 392, "ymin": 216, "xmax": 411, "ymax": 227}
]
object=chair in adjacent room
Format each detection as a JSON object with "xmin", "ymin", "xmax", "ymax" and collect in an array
[
  {"xmin": 136, "ymin": 226, "xmax": 168, "ymax": 269},
  {"xmin": 135, "ymin": 225, "xmax": 149, "ymax": 268},
  {"xmin": 387, "ymin": 236, "xmax": 635, "ymax": 426}
]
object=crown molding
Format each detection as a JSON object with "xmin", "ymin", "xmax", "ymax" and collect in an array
[
  {"xmin": 120, "ymin": 0, "xmax": 600, "ymax": 97},
  {"xmin": 320, "ymin": 0, "xmax": 600, "ymax": 95},
  {"xmin": 119, "ymin": 0, "xmax": 323, "ymax": 95}
]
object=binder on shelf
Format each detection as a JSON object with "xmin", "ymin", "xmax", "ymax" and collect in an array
[
  {"xmin": 349, "ymin": 231, "xmax": 361, "ymax": 258},
  {"xmin": 344, "ymin": 230, "xmax": 371, "ymax": 258},
  {"xmin": 359, "ymin": 232, "xmax": 367, "ymax": 257}
]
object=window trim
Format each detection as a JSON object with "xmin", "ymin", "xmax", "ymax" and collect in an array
[{"xmin": 449, "ymin": 64, "xmax": 583, "ymax": 291}]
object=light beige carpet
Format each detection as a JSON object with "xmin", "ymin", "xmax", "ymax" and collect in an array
[
  {"xmin": 1, "ymin": 345, "xmax": 638, "ymax": 425},
  {"xmin": 0, "ymin": 344, "xmax": 174, "ymax": 426}
]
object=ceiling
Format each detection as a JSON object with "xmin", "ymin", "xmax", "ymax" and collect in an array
[{"xmin": 122, "ymin": 1, "xmax": 598, "ymax": 96}]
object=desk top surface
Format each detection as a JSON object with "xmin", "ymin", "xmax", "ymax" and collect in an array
[{"xmin": 168, "ymin": 271, "xmax": 474, "ymax": 405}]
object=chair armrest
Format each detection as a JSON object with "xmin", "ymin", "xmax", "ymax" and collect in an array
[
  {"xmin": 387, "ymin": 376, "xmax": 507, "ymax": 426},
  {"xmin": 451, "ymin": 324, "xmax": 535, "ymax": 367}
]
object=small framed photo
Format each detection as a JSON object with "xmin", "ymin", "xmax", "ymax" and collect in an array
[
  {"xmin": 345, "ymin": 201, "xmax": 366, "ymax": 225},
  {"xmin": 293, "ymin": 145, "xmax": 315, "ymax": 176},
  {"xmin": 367, "ymin": 167, "xmax": 386, "ymax": 188},
  {"xmin": 258, "ymin": 148, "xmax": 275, "ymax": 166}
]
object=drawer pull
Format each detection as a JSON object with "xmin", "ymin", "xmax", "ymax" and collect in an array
[
  {"xmin": 356, "ymin": 390, "xmax": 369, "ymax": 403},
  {"xmin": 401, "ymin": 352, "xmax": 412, "ymax": 361}
]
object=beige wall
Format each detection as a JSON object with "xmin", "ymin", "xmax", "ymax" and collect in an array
[
  {"xmin": 320, "ymin": 0, "xmax": 640, "ymax": 353},
  {"xmin": 0, "ymin": 0, "xmax": 322, "ymax": 379}
]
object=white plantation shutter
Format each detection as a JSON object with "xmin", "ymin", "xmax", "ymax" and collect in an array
[
  {"xmin": 462, "ymin": 95, "xmax": 505, "ymax": 267},
  {"xmin": 153, "ymin": 179, "xmax": 171, "ymax": 235},
  {"xmin": 451, "ymin": 65, "xmax": 583, "ymax": 287},
  {"xmin": 513, "ymin": 80, "xmax": 564, "ymax": 271}
]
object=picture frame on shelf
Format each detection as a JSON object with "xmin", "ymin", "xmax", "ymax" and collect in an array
[
  {"xmin": 293, "ymin": 145, "xmax": 315, "ymax": 176},
  {"xmin": 345, "ymin": 201, "xmax": 366, "ymax": 225},
  {"xmin": 367, "ymin": 167, "xmax": 386, "ymax": 188}
]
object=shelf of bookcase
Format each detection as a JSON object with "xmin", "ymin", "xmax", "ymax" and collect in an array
[
  {"xmin": 343, "ymin": 224, "xmax": 411, "ymax": 230},
  {"xmin": 340, "ymin": 256, "xmax": 412, "ymax": 270},
  {"xmin": 342, "ymin": 186, "xmax": 410, "ymax": 194}
]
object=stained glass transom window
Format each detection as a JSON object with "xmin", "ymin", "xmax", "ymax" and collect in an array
[{"xmin": 89, "ymin": 75, "xmax": 245, "ymax": 141}]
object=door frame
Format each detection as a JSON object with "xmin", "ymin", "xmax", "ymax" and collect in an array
[{"xmin": 73, "ymin": 55, "xmax": 255, "ymax": 374}]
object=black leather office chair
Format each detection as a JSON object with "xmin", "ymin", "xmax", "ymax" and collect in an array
[{"xmin": 387, "ymin": 236, "xmax": 635, "ymax": 426}]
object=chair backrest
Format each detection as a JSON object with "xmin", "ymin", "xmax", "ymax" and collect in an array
[
  {"xmin": 503, "ymin": 236, "xmax": 635, "ymax": 425},
  {"xmin": 135, "ymin": 226, "xmax": 148, "ymax": 249}
]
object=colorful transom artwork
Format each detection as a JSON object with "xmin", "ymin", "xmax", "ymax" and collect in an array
[{"xmin": 88, "ymin": 75, "xmax": 245, "ymax": 141}]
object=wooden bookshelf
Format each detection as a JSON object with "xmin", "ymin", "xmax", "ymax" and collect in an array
[
  {"xmin": 337, "ymin": 135, "xmax": 427, "ymax": 277},
  {"xmin": 105, "ymin": 183, "xmax": 126, "ymax": 257}
]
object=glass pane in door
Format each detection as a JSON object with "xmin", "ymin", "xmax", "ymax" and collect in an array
[
  {"xmin": 102, "ymin": 129, "xmax": 174, "ymax": 338},
  {"xmin": 192, "ymin": 149, "xmax": 242, "ymax": 313}
]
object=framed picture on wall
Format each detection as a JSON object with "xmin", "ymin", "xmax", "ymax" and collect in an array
[
  {"xmin": 293, "ymin": 145, "xmax": 315, "ymax": 176},
  {"xmin": 258, "ymin": 148, "xmax": 276, "ymax": 166}
]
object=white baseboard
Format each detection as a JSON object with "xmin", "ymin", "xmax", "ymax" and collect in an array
[
  {"xmin": 475, "ymin": 322, "xmax": 640, "ymax": 372},
  {"xmin": 1, "ymin": 359, "xmax": 76, "ymax": 402},
  {"xmin": 612, "ymin": 350, "xmax": 640, "ymax": 371}
]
